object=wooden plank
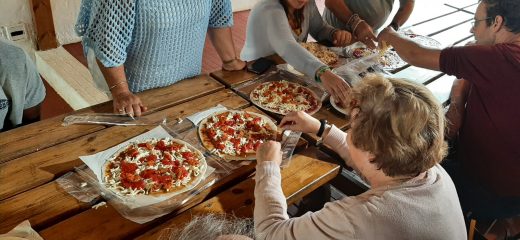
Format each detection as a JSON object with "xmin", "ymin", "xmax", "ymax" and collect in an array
[
  {"xmin": 36, "ymin": 47, "xmax": 110, "ymax": 109},
  {"xmin": 0, "ymin": 181, "xmax": 90, "ymax": 233},
  {"xmin": 38, "ymin": 163, "xmax": 258, "ymax": 240},
  {"xmin": 47, "ymin": 147, "xmax": 340, "ymax": 240},
  {"xmin": 0, "ymin": 90, "xmax": 249, "ymax": 201},
  {"xmin": 430, "ymin": 22, "xmax": 474, "ymax": 47},
  {"xmin": 401, "ymin": 3, "xmax": 460, "ymax": 30},
  {"xmin": 425, "ymin": 74, "xmax": 456, "ymax": 105},
  {"xmin": 0, "ymin": 75, "xmax": 223, "ymax": 164},
  {"xmin": 210, "ymin": 69, "xmax": 258, "ymax": 88},
  {"xmin": 30, "ymin": 107, "xmax": 306, "ymax": 240},
  {"xmin": 31, "ymin": 0, "xmax": 58, "ymax": 50},
  {"xmin": 409, "ymin": 12, "xmax": 473, "ymax": 37},
  {"xmin": 392, "ymin": 66, "xmax": 443, "ymax": 85}
]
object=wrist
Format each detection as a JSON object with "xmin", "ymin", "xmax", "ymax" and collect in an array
[
  {"xmin": 316, "ymin": 119, "xmax": 328, "ymax": 137},
  {"xmin": 315, "ymin": 66, "xmax": 331, "ymax": 82}
]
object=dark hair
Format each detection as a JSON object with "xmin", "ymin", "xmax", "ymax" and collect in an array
[
  {"xmin": 481, "ymin": 0, "xmax": 520, "ymax": 33},
  {"xmin": 279, "ymin": 0, "xmax": 305, "ymax": 30}
]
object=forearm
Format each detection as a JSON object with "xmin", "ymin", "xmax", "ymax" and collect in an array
[
  {"xmin": 324, "ymin": 0, "xmax": 354, "ymax": 25},
  {"xmin": 254, "ymin": 162, "xmax": 290, "ymax": 239},
  {"xmin": 96, "ymin": 59, "xmax": 131, "ymax": 94},
  {"xmin": 392, "ymin": 0, "xmax": 415, "ymax": 28},
  {"xmin": 322, "ymin": 125, "xmax": 352, "ymax": 166},
  {"xmin": 383, "ymin": 31, "xmax": 441, "ymax": 70},
  {"xmin": 446, "ymin": 78, "xmax": 470, "ymax": 139},
  {"xmin": 208, "ymin": 27, "xmax": 238, "ymax": 62}
]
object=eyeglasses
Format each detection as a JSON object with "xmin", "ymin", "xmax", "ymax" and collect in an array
[{"xmin": 471, "ymin": 17, "xmax": 492, "ymax": 28}]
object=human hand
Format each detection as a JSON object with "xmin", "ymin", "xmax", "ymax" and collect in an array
[
  {"xmin": 354, "ymin": 21, "xmax": 377, "ymax": 49},
  {"xmin": 333, "ymin": 30, "xmax": 352, "ymax": 47},
  {"xmin": 111, "ymin": 89, "xmax": 147, "ymax": 117},
  {"xmin": 223, "ymin": 59, "xmax": 246, "ymax": 71},
  {"xmin": 320, "ymin": 70, "xmax": 351, "ymax": 108},
  {"xmin": 376, "ymin": 27, "xmax": 398, "ymax": 49},
  {"xmin": 279, "ymin": 111, "xmax": 320, "ymax": 134},
  {"xmin": 256, "ymin": 141, "xmax": 282, "ymax": 166}
]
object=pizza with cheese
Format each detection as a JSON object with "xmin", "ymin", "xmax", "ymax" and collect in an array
[
  {"xmin": 250, "ymin": 80, "xmax": 321, "ymax": 115},
  {"xmin": 301, "ymin": 42, "xmax": 338, "ymax": 66},
  {"xmin": 198, "ymin": 110, "xmax": 277, "ymax": 160},
  {"xmin": 350, "ymin": 47, "xmax": 406, "ymax": 70},
  {"xmin": 103, "ymin": 138, "xmax": 207, "ymax": 197}
]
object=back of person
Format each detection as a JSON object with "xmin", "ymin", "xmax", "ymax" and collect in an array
[
  {"xmin": 0, "ymin": 40, "xmax": 45, "ymax": 131},
  {"xmin": 440, "ymin": 43, "xmax": 520, "ymax": 197},
  {"xmin": 341, "ymin": 165, "xmax": 466, "ymax": 239},
  {"xmin": 323, "ymin": 0, "xmax": 394, "ymax": 31}
]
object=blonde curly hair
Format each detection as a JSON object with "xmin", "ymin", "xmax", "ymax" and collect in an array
[{"xmin": 348, "ymin": 74, "xmax": 447, "ymax": 177}]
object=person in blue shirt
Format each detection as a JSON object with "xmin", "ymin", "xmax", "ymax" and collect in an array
[
  {"xmin": 0, "ymin": 40, "xmax": 46, "ymax": 131},
  {"xmin": 76, "ymin": 0, "xmax": 246, "ymax": 117}
]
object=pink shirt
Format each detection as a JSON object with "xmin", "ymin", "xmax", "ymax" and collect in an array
[{"xmin": 254, "ymin": 125, "xmax": 466, "ymax": 239}]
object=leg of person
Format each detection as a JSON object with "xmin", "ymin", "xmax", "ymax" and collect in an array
[{"xmin": 22, "ymin": 103, "xmax": 42, "ymax": 125}]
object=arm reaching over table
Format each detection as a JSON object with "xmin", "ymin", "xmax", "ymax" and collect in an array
[{"xmin": 377, "ymin": 27, "xmax": 441, "ymax": 70}]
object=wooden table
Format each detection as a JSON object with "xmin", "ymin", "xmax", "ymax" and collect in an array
[
  {"xmin": 0, "ymin": 74, "xmax": 340, "ymax": 239},
  {"xmin": 1, "ymin": 3, "xmax": 477, "ymax": 238},
  {"xmin": 211, "ymin": 2, "xmax": 477, "ymax": 145}
]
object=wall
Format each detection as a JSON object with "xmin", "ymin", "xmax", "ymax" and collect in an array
[
  {"xmin": 51, "ymin": 0, "xmax": 82, "ymax": 45},
  {"xmin": 0, "ymin": 0, "xmax": 37, "ymax": 53},
  {"xmin": 0, "ymin": 0, "xmax": 258, "ymax": 50}
]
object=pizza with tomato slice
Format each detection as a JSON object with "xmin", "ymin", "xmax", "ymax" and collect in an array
[
  {"xmin": 250, "ymin": 80, "xmax": 322, "ymax": 115},
  {"xmin": 103, "ymin": 138, "xmax": 207, "ymax": 197},
  {"xmin": 198, "ymin": 110, "xmax": 277, "ymax": 160}
]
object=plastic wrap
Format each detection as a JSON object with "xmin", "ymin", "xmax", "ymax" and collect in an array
[
  {"xmin": 58, "ymin": 106, "xmax": 299, "ymax": 223},
  {"xmin": 332, "ymin": 53, "xmax": 388, "ymax": 86}
]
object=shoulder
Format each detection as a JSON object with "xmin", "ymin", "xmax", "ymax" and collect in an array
[
  {"xmin": 0, "ymin": 40, "xmax": 26, "ymax": 60},
  {"xmin": 252, "ymin": 0, "xmax": 285, "ymax": 14}
]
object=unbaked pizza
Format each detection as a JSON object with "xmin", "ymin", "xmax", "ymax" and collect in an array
[
  {"xmin": 250, "ymin": 80, "xmax": 322, "ymax": 115},
  {"xmin": 301, "ymin": 42, "xmax": 339, "ymax": 66},
  {"xmin": 349, "ymin": 46, "xmax": 407, "ymax": 70},
  {"xmin": 103, "ymin": 138, "xmax": 206, "ymax": 196},
  {"xmin": 198, "ymin": 110, "xmax": 277, "ymax": 160}
]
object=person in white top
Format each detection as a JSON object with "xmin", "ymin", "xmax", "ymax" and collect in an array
[
  {"xmin": 241, "ymin": 0, "xmax": 353, "ymax": 107},
  {"xmin": 254, "ymin": 74, "xmax": 467, "ymax": 239}
]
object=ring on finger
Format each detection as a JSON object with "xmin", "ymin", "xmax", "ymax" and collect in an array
[{"xmin": 118, "ymin": 109, "xmax": 125, "ymax": 113}]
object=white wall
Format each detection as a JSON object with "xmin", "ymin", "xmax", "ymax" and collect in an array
[
  {"xmin": 0, "ymin": 0, "xmax": 258, "ymax": 50},
  {"xmin": 0, "ymin": 0, "xmax": 37, "ymax": 53},
  {"xmin": 51, "ymin": 0, "xmax": 82, "ymax": 45}
]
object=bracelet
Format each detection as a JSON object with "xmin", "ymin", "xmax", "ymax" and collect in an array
[
  {"xmin": 315, "ymin": 66, "xmax": 331, "ymax": 83},
  {"xmin": 352, "ymin": 19, "xmax": 365, "ymax": 34},
  {"xmin": 346, "ymin": 14, "xmax": 359, "ymax": 27},
  {"xmin": 109, "ymin": 80, "xmax": 126, "ymax": 91},
  {"xmin": 223, "ymin": 58, "xmax": 237, "ymax": 64},
  {"xmin": 317, "ymin": 119, "xmax": 328, "ymax": 137}
]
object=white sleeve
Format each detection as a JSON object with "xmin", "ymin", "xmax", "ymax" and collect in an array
[{"xmin": 265, "ymin": 6, "xmax": 326, "ymax": 77}]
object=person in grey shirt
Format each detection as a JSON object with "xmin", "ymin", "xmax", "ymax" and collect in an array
[
  {"xmin": 0, "ymin": 40, "xmax": 46, "ymax": 131},
  {"xmin": 241, "ymin": 0, "xmax": 353, "ymax": 106},
  {"xmin": 323, "ymin": 0, "xmax": 415, "ymax": 48}
]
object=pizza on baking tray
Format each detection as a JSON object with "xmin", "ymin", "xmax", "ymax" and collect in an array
[
  {"xmin": 103, "ymin": 138, "xmax": 206, "ymax": 196},
  {"xmin": 300, "ymin": 42, "xmax": 339, "ymax": 66},
  {"xmin": 250, "ymin": 80, "xmax": 322, "ymax": 115},
  {"xmin": 198, "ymin": 110, "xmax": 277, "ymax": 160}
]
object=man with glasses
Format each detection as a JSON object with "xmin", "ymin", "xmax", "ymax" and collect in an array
[{"xmin": 377, "ymin": 0, "xmax": 520, "ymax": 225}]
